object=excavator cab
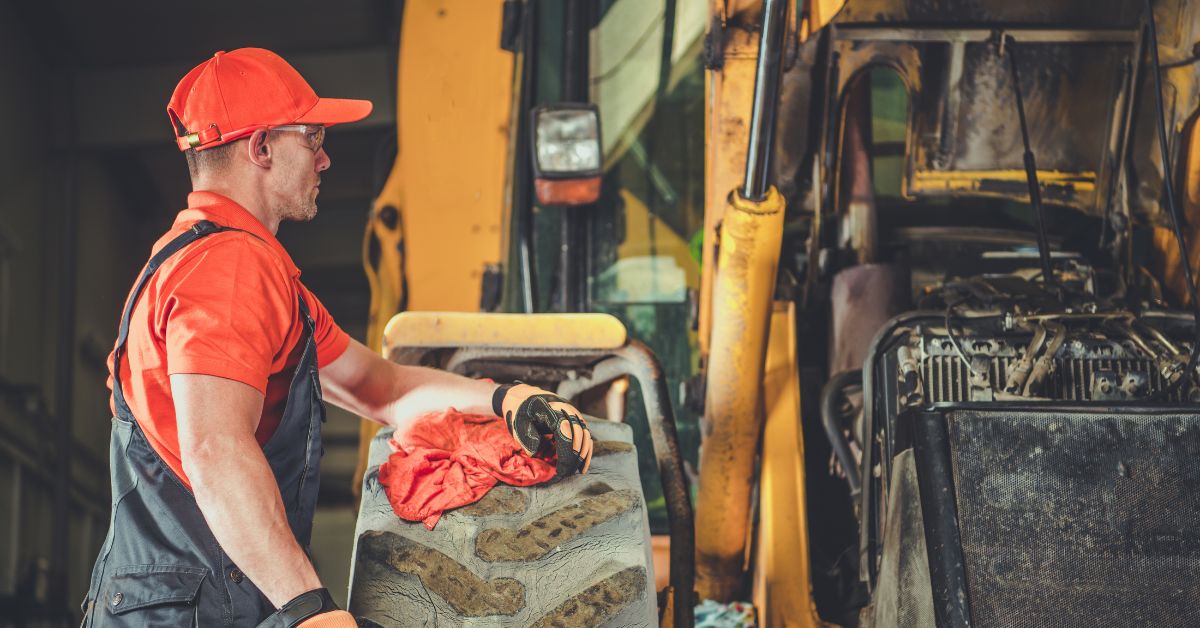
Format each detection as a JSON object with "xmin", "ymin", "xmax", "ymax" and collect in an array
[
  {"xmin": 352, "ymin": 3, "xmax": 710, "ymax": 624},
  {"xmin": 352, "ymin": 0, "xmax": 839, "ymax": 625}
]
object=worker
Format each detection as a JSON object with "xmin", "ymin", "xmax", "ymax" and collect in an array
[{"xmin": 80, "ymin": 48, "xmax": 593, "ymax": 628}]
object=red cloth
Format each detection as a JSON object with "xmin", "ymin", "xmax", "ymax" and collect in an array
[{"xmin": 377, "ymin": 409, "xmax": 557, "ymax": 529}]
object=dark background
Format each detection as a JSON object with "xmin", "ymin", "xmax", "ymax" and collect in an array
[{"xmin": 0, "ymin": 1, "xmax": 404, "ymax": 622}]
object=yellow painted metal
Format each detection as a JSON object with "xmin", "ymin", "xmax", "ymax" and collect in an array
[
  {"xmin": 354, "ymin": 0, "xmax": 515, "ymax": 495},
  {"xmin": 752, "ymin": 301, "xmax": 832, "ymax": 628},
  {"xmin": 391, "ymin": 2, "xmax": 511, "ymax": 312},
  {"xmin": 382, "ymin": 312, "xmax": 628, "ymax": 351},
  {"xmin": 800, "ymin": 0, "xmax": 847, "ymax": 39},
  {"xmin": 701, "ymin": 1, "xmax": 845, "ymax": 355},
  {"xmin": 696, "ymin": 185, "xmax": 787, "ymax": 602},
  {"xmin": 357, "ymin": 183, "xmax": 408, "ymax": 496},
  {"xmin": 910, "ymin": 169, "xmax": 1097, "ymax": 197},
  {"xmin": 701, "ymin": 0, "xmax": 761, "ymax": 357},
  {"xmin": 1153, "ymin": 119, "xmax": 1200, "ymax": 304}
]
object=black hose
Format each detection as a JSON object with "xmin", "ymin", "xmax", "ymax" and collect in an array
[
  {"xmin": 1159, "ymin": 52, "xmax": 1200, "ymax": 70},
  {"xmin": 821, "ymin": 369, "xmax": 863, "ymax": 494}
]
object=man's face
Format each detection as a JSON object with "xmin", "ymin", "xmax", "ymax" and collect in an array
[{"xmin": 266, "ymin": 126, "xmax": 330, "ymax": 223}]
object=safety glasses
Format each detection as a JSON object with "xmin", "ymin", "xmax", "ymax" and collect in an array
[{"xmin": 269, "ymin": 124, "xmax": 325, "ymax": 153}]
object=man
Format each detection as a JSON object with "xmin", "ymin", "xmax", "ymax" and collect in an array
[{"xmin": 81, "ymin": 48, "xmax": 593, "ymax": 628}]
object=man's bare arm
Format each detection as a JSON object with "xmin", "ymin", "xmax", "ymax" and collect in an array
[
  {"xmin": 172, "ymin": 373, "xmax": 321, "ymax": 607},
  {"xmin": 320, "ymin": 339, "xmax": 594, "ymax": 472},
  {"xmin": 319, "ymin": 339, "xmax": 498, "ymax": 438}
]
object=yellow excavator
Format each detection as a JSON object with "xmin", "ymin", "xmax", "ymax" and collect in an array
[{"xmin": 348, "ymin": 0, "xmax": 1200, "ymax": 626}]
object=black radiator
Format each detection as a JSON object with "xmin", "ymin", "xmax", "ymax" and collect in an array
[{"xmin": 944, "ymin": 409, "xmax": 1200, "ymax": 627}]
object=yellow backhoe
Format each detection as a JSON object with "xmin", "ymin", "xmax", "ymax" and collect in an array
[{"xmin": 348, "ymin": 0, "xmax": 1200, "ymax": 626}]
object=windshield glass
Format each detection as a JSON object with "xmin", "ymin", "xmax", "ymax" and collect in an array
[{"xmin": 589, "ymin": 0, "xmax": 706, "ymax": 527}]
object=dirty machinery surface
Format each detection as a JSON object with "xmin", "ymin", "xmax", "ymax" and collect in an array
[
  {"xmin": 806, "ymin": 1, "xmax": 1200, "ymax": 625},
  {"xmin": 348, "ymin": 418, "xmax": 657, "ymax": 627},
  {"xmin": 853, "ymin": 273, "xmax": 1200, "ymax": 626}
]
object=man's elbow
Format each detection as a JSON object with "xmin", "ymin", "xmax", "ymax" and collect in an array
[{"xmin": 180, "ymin": 435, "xmax": 255, "ymax": 489}]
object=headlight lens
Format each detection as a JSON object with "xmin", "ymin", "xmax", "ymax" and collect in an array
[{"xmin": 534, "ymin": 108, "xmax": 601, "ymax": 175}]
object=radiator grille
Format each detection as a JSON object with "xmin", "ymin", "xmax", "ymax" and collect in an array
[
  {"xmin": 921, "ymin": 356, "xmax": 1177, "ymax": 402},
  {"xmin": 947, "ymin": 410, "xmax": 1200, "ymax": 627}
]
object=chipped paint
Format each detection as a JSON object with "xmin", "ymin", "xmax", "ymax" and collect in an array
[{"xmin": 696, "ymin": 186, "xmax": 786, "ymax": 601}]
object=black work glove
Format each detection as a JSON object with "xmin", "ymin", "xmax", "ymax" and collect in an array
[
  {"xmin": 493, "ymin": 382, "xmax": 593, "ymax": 478},
  {"xmin": 256, "ymin": 588, "xmax": 367, "ymax": 628}
]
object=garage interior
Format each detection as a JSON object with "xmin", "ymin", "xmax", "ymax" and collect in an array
[
  {"xmin": 0, "ymin": 1, "xmax": 403, "ymax": 621},
  {"xmin": 5, "ymin": 0, "xmax": 1200, "ymax": 626}
]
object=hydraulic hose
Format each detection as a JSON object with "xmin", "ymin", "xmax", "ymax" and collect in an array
[{"xmin": 821, "ymin": 369, "xmax": 863, "ymax": 494}]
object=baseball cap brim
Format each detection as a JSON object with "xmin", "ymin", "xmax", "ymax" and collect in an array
[{"xmin": 295, "ymin": 97, "xmax": 373, "ymax": 127}]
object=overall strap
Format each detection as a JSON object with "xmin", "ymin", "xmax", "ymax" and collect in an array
[
  {"xmin": 296, "ymin": 282, "xmax": 315, "ymax": 330},
  {"xmin": 111, "ymin": 220, "xmax": 247, "ymax": 418}
]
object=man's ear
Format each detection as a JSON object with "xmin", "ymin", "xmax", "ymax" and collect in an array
[{"xmin": 246, "ymin": 129, "xmax": 272, "ymax": 168}]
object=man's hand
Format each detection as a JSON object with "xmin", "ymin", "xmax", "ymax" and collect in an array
[
  {"xmin": 256, "ymin": 588, "xmax": 359, "ymax": 627},
  {"xmin": 494, "ymin": 383, "xmax": 593, "ymax": 477}
]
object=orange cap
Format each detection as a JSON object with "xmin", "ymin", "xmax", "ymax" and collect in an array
[{"xmin": 167, "ymin": 48, "xmax": 373, "ymax": 151}]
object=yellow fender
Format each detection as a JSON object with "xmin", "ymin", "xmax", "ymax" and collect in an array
[
  {"xmin": 356, "ymin": 184, "xmax": 407, "ymax": 497},
  {"xmin": 354, "ymin": 0, "xmax": 515, "ymax": 496}
]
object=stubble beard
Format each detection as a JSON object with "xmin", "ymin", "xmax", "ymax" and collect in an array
[
  {"xmin": 278, "ymin": 194, "xmax": 318, "ymax": 223},
  {"xmin": 273, "ymin": 166, "xmax": 319, "ymax": 223},
  {"xmin": 270, "ymin": 144, "xmax": 320, "ymax": 224}
]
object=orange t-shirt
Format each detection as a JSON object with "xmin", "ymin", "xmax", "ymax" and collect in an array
[{"xmin": 107, "ymin": 191, "xmax": 351, "ymax": 488}]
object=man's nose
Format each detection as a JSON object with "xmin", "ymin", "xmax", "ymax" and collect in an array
[{"xmin": 316, "ymin": 147, "xmax": 331, "ymax": 172}]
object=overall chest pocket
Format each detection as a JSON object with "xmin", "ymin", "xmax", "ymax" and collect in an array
[{"xmin": 100, "ymin": 565, "xmax": 207, "ymax": 627}]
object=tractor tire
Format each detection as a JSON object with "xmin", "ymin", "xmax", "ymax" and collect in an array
[{"xmin": 347, "ymin": 418, "xmax": 658, "ymax": 627}]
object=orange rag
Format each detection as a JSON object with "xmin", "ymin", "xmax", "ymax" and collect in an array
[{"xmin": 376, "ymin": 409, "xmax": 557, "ymax": 529}]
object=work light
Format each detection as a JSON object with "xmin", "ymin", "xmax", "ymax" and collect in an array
[{"xmin": 530, "ymin": 104, "xmax": 602, "ymax": 205}]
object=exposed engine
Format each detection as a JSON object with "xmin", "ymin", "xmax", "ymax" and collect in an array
[
  {"xmin": 805, "ymin": 3, "xmax": 1200, "ymax": 624},
  {"xmin": 889, "ymin": 283, "xmax": 1195, "ymax": 408},
  {"xmin": 846, "ymin": 254, "xmax": 1200, "ymax": 627},
  {"xmin": 854, "ymin": 252, "xmax": 1198, "ymax": 453}
]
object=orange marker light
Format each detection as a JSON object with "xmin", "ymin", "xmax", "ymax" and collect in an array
[{"xmin": 534, "ymin": 177, "xmax": 602, "ymax": 205}]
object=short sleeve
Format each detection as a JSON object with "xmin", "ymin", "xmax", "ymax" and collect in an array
[
  {"xmin": 298, "ymin": 283, "xmax": 351, "ymax": 368},
  {"xmin": 160, "ymin": 238, "xmax": 292, "ymax": 393}
]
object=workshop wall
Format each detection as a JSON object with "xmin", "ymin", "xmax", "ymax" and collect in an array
[
  {"xmin": 0, "ymin": 1, "xmax": 71, "ymax": 617},
  {"xmin": 0, "ymin": 8, "xmax": 138, "ymax": 614},
  {"xmin": 0, "ymin": 3, "xmax": 398, "ymax": 621}
]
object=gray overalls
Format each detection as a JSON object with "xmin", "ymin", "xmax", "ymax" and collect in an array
[{"xmin": 81, "ymin": 220, "xmax": 326, "ymax": 626}]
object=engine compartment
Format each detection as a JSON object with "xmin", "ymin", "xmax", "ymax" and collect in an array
[
  {"xmin": 887, "ymin": 299, "xmax": 1195, "ymax": 408},
  {"xmin": 846, "ymin": 252, "xmax": 1200, "ymax": 626}
]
